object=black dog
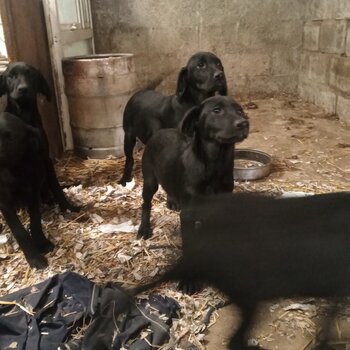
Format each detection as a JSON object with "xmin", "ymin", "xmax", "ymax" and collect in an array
[
  {"xmin": 119, "ymin": 52, "xmax": 228, "ymax": 186},
  {"xmin": 132, "ymin": 192, "xmax": 350, "ymax": 349},
  {"xmin": 0, "ymin": 112, "xmax": 54, "ymax": 269},
  {"xmin": 138, "ymin": 96, "xmax": 249, "ymax": 239},
  {"xmin": 0, "ymin": 62, "xmax": 79, "ymax": 212}
]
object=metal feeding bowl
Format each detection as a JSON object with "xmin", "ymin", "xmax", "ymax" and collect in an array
[{"xmin": 234, "ymin": 149, "xmax": 272, "ymax": 181}]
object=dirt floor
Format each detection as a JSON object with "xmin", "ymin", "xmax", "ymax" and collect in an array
[{"xmin": 0, "ymin": 96, "xmax": 349, "ymax": 349}]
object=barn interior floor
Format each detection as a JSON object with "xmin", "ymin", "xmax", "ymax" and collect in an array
[
  {"xmin": 0, "ymin": 96, "xmax": 349, "ymax": 349},
  {"xmin": 234, "ymin": 96, "xmax": 349, "ymax": 194}
]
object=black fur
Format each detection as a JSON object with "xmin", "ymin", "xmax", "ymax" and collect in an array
[
  {"xmin": 138, "ymin": 96, "xmax": 249, "ymax": 239},
  {"xmin": 0, "ymin": 112, "xmax": 54, "ymax": 269},
  {"xmin": 119, "ymin": 52, "xmax": 228, "ymax": 185},
  {"xmin": 132, "ymin": 192, "xmax": 350, "ymax": 349},
  {"xmin": 0, "ymin": 62, "xmax": 79, "ymax": 212}
]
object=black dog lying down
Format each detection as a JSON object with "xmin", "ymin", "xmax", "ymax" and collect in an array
[
  {"xmin": 0, "ymin": 113, "xmax": 54, "ymax": 269},
  {"xmin": 0, "ymin": 62, "xmax": 78, "ymax": 212},
  {"xmin": 132, "ymin": 192, "xmax": 350, "ymax": 349},
  {"xmin": 138, "ymin": 96, "xmax": 249, "ymax": 239},
  {"xmin": 119, "ymin": 52, "xmax": 228, "ymax": 185}
]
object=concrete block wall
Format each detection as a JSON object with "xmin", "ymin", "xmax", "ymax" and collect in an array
[
  {"xmin": 299, "ymin": 0, "xmax": 350, "ymax": 124},
  {"xmin": 90, "ymin": 0, "xmax": 350, "ymax": 123},
  {"xmin": 91, "ymin": 0, "xmax": 304, "ymax": 98}
]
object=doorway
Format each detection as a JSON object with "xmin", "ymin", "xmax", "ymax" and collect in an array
[{"xmin": 43, "ymin": 0, "xmax": 95, "ymax": 150}]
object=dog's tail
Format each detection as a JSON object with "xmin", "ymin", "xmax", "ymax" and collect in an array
[{"xmin": 129, "ymin": 263, "xmax": 184, "ymax": 297}]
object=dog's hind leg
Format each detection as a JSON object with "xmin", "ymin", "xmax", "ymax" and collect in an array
[
  {"xmin": 229, "ymin": 300, "xmax": 263, "ymax": 350},
  {"xmin": 313, "ymin": 299, "xmax": 340, "ymax": 350},
  {"xmin": 27, "ymin": 192, "xmax": 54, "ymax": 254},
  {"xmin": 1, "ymin": 207, "xmax": 48, "ymax": 269},
  {"xmin": 119, "ymin": 131, "xmax": 137, "ymax": 186}
]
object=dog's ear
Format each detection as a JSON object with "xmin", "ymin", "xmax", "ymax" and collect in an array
[
  {"xmin": 180, "ymin": 106, "xmax": 201, "ymax": 137},
  {"xmin": 176, "ymin": 67, "xmax": 188, "ymax": 102},
  {"xmin": 37, "ymin": 71, "xmax": 51, "ymax": 101},
  {"xmin": 0, "ymin": 70, "xmax": 8, "ymax": 96}
]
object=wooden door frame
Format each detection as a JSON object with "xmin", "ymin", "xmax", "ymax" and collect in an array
[
  {"xmin": 42, "ymin": 0, "xmax": 95, "ymax": 151},
  {"xmin": 43, "ymin": 0, "xmax": 73, "ymax": 150}
]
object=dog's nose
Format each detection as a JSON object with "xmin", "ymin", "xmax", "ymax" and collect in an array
[
  {"xmin": 18, "ymin": 85, "xmax": 29, "ymax": 94},
  {"xmin": 214, "ymin": 71, "xmax": 224, "ymax": 80},
  {"xmin": 234, "ymin": 120, "xmax": 249, "ymax": 129}
]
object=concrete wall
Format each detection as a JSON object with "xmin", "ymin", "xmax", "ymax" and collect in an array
[
  {"xmin": 91, "ymin": 0, "xmax": 350, "ymax": 123},
  {"xmin": 91, "ymin": 0, "xmax": 304, "ymax": 98},
  {"xmin": 299, "ymin": 0, "xmax": 350, "ymax": 124}
]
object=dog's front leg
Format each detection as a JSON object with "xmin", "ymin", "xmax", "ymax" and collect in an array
[
  {"xmin": 28, "ymin": 192, "xmax": 55, "ymax": 254},
  {"xmin": 1, "ymin": 206, "xmax": 48, "ymax": 269},
  {"xmin": 45, "ymin": 157, "xmax": 80, "ymax": 212}
]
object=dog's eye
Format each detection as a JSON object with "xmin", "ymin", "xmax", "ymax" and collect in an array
[
  {"xmin": 213, "ymin": 107, "xmax": 221, "ymax": 114},
  {"xmin": 237, "ymin": 110, "xmax": 246, "ymax": 118},
  {"xmin": 238, "ymin": 110, "xmax": 248, "ymax": 119},
  {"xmin": 234, "ymin": 107, "xmax": 246, "ymax": 117},
  {"xmin": 197, "ymin": 62, "xmax": 206, "ymax": 69},
  {"xmin": 216, "ymin": 62, "xmax": 223, "ymax": 69}
]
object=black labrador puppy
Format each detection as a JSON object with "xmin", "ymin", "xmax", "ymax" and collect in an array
[
  {"xmin": 119, "ymin": 52, "xmax": 227, "ymax": 185},
  {"xmin": 0, "ymin": 112, "xmax": 54, "ymax": 269},
  {"xmin": 0, "ymin": 62, "xmax": 79, "ymax": 212},
  {"xmin": 132, "ymin": 192, "xmax": 350, "ymax": 350},
  {"xmin": 138, "ymin": 96, "xmax": 249, "ymax": 239}
]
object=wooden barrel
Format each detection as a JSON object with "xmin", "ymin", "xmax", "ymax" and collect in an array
[{"xmin": 62, "ymin": 54, "xmax": 136, "ymax": 158}]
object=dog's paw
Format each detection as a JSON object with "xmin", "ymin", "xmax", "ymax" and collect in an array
[
  {"xmin": 37, "ymin": 238, "xmax": 55, "ymax": 254},
  {"xmin": 118, "ymin": 179, "xmax": 127, "ymax": 186},
  {"xmin": 27, "ymin": 254, "xmax": 48, "ymax": 270},
  {"xmin": 118, "ymin": 175, "xmax": 133, "ymax": 187},
  {"xmin": 60, "ymin": 202, "xmax": 80, "ymax": 213},
  {"xmin": 313, "ymin": 343, "xmax": 336, "ymax": 350},
  {"xmin": 137, "ymin": 226, "xmax": 152, "ymax": 240},
  {"xmin": 178, "ymin": 280, "xmax": 202, "ymax": 295},
  {"xmin": 166, "ymin": 197, "xmax": 181, "ymax": 211}
]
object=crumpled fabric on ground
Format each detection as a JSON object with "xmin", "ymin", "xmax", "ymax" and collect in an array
[
  {"xmin": 0, "ymin": 271, "xmax": 94, "ymax": 350},
  {"xmin": 0, "ymin": 272, "xmax": 181, "ymax": 350},
  {"xmin": 62, "ymin": 283, "xmax": 181, "ymax": 350}
]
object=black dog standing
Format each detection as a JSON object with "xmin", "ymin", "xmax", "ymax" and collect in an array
[
  {"xmin": 0, "ymin": 62, "xmax": 79, "ymax": 212},
  {"xmin": 119, "ymin": 52, "xmax": 227, "ymax": 185},
  {"xmin": 138, "ymin": 96, "xmax": 249, "ymax": 239},
  {"xmin": 0, "ymin": 113, "xmax": 53, "ymax": 269}
]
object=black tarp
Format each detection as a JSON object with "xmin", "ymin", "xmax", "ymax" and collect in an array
[{"xmin": 0, "ymin": 272, "xmax": 180, "ymax": 350}]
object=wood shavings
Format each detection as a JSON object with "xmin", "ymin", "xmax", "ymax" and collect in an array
[
  {"xmin": 0, "ymin": 300, "xmax": 34, "ymax": 315},
  {"xmin": 99, "ymin": 220, "xmax": 139, "ymax": 234}
]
